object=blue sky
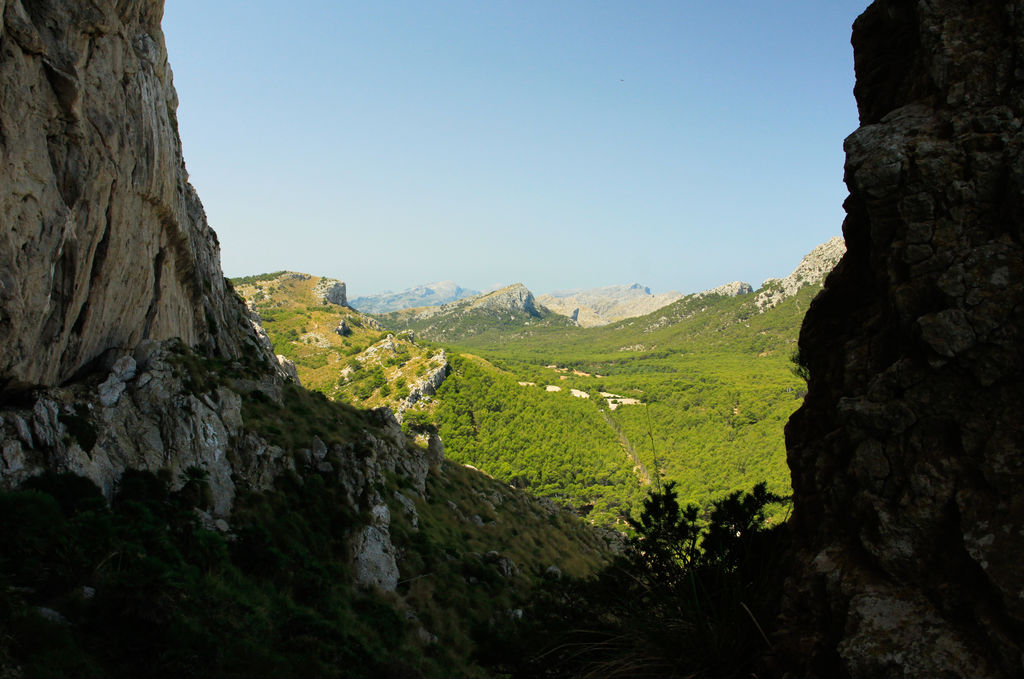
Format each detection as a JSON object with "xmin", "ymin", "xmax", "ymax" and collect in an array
[{"xmin": 162, "ymin": 1, "xmax": 868, "ymax": 298}]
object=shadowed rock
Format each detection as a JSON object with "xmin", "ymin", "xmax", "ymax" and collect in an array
[{"xmin": 780, "ymin": 2, "xmax": 1024, "ymax": 676}]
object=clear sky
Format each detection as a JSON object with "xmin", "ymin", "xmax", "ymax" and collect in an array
[{"xmin": 162, "ymin": 1, "xmax": 868, "ymax": 299}]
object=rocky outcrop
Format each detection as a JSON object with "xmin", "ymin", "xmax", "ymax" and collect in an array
[
  {"xmin": 402, "ymin": 351, "xmax": 451, "ymax": 409},
  {"xmin": 352, "ymin": 503, "xmax": 400, "ymax": 590},
  {"xmin": 695, "ymin": 281, "xmax": 753, "ymax": 299},
  {"xmin": 756, "ymin": 237, "xmax": 846, "ymax": 310},
  {"xmin": 0, "ymin": 1, "xmax": 444, "ymax": 604},
  {"xmin": 538, "ymin": 283, "xmax": 685, "ymax": 327},
  {"xmin": 0, "ymin": 0, "xmax": 274, "ymax": 392},
  {"xmin": 0, "ymin": 339, "xmax": 291, "ymax": 515},
  {"xmin": 312, "ymin": 278, "xmax": 347, "ymax": 306},
  {"xmin": 275, "ymin": 355, "xmax": 300, "ymax": 383},
  {"xmin": 780, "ymin": 2, "xmax": 1024, "ymax": 677},
  {"xmin": 470, "ymin": 283, "xmax": 542, "ymax": 316}
]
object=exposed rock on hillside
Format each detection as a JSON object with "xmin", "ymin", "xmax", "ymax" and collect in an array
[
  {"xmin": 756, "ymin": 236, "xmax": 846, "ymax": 310},
  {"xmin": 312, "ymin": 278, "xmax": 347, "ymax": 306},
  {"xmin": 781, "ymin": 2, "xmax": 1024, "ymax": 676},
  {"xmin": 695, "ymin": 281, "xmax": 753, "ymax": 299},
  {"xmin": 471, "ymin": 283, "xmax": 541, "ymax": 315},
  {"xmin": 538, "ymin": 283, "xmax": 685, "ymax": 327},
  {"xmin": 0, "ymin": 340, "xmax": 288, "ymax": 515},
  {"xmin": 401, "ymin": 351, "xmax": 450, "ymax": 410},
  {"xmin": 350, "ymin": 280, "xmax": 479, "ymax": 314},
  {"xmin": 0, "ymin": 0, "xmax": 273, "ymax": 391}
]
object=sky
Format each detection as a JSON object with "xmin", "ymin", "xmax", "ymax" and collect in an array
[{"xmin": 162, "ymin": 1, "xmax": 869, "ymax": 299}]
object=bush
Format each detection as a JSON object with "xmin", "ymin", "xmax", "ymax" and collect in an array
[{"xmin": 499, "ymin": 482, "xmax": 791, "ymax": 679}]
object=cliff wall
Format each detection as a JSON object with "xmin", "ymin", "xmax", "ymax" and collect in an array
[
  {"xmin": 0, "ymin": 0, "xmax": 267, "ymax": 392},
  {"xmin": 782, "ymin": 1, "xmax": 1024, "ymax": 676}
]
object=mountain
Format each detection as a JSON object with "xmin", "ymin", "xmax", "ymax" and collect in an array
[
  {"xmin": 349, "ymin": 280, "xmax": 480, "ymax": 314},
  {"xmin": 0, "ymin": 5, "xmax": 616, "ymax": 676},
  {"xmin": 376, "ymin": 283, "xmax": 575, "ymax": 342},
  {"xmin": 232, "ymin": 271, "xmax": 454, "ymax": 417},
  {"xmin": 5, "ymin": 0, "xmax": 1018, "ymax": 675},
  {"xmin": 537, "ymin": 283, "xmax": 686, "ymax": 327}
]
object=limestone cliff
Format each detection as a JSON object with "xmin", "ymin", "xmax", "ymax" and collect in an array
[
  {"xmin": 0, "ymin": 0, "xmax": 430, "ymax": 550},
  {"xmin": 0, "ymin": 0, "xmax": 271, "ymax": 392},
  {"xmin": 781, "ymin": 2, "xmax": 1024, "ymax": 676},
  {"xmin": 537, "ymin": 283, "xmax": 686, "ymax": 327}
]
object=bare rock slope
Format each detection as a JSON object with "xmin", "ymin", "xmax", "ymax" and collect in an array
[
  {"xmin": 0, "ymin": 0, "xmax": 266, "ymax": 391},
  {"xmin": 755, "ymin": 236, "xmax": 846, "ymax": 310},
  {"xmin": 538, "ymin": 283, "xmax": 685, "ymax": 327},
  {"xmin": 781, "ymin": 2, "xmax": 1024, "ymax": 676}
]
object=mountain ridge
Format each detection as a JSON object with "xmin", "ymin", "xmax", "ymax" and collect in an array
[
  {"xmin": 350, "ymin": 280, "xmax": 479, "ymax": 314},
  {"xmin": 537, "ymin": 283, "xmax": 686, "ymax": 327}
]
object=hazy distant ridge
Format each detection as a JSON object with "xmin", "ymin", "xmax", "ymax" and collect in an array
[
  {"xmin": 537, "ymin": 283, "xmax": 686, "ymax": 327},
  {"xmin": 350, "ymin": 280, "xmax": 479, "ymax": 314}
]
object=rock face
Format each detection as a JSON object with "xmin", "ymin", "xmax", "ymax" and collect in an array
[
  {"xmin": 695, "ymin": 280, "xmax": 753, "ymax": 299},
  {"xmin": 0, "ymin": 2, "xmax": 443, "ymax": 606},
  {"xmin": 401, "ymin": 351, "xmax": 450, "ymax": 409},
  {"xmin": 0, "ymin": 339, "xmax": 292, "ymax": 515},
  {"xmin": 780, "ymin": 2, "xmax": 1024, "ymax": 677},
  {"xmin": 0, "ymin": 0, "xmax": 271, "ymax": 392},
  {"xmin": 471, "ymin": 283, "xmax": 541, "ymax": 316},
  {"xmin": 538, "ymin": 283, "xmax": 685, "ymax": 327},
  {"xmin": 312, "ymin": 278, "xmax": 347, "ymax": 306},
  {"xmin": 756, "ymin": 237, "xmax": 846, "ymax": 310}
]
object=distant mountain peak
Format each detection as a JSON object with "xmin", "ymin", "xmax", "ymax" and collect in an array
[
  {"xmin": 537, "ymin": 284, "xmax": 683, "ymax": 327},
  {"xmin": 350, "ymin": 280, "xmax": 479, "ymax": 314},
  {"xmin": 470, "ymin": 283, "xmax": 540, "ymax": 317}
]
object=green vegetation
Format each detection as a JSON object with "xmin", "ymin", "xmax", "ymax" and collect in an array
[
  {"xmin": 228, "ymin": 271, "xmax": 288, "ymax": 286},
  {"xmin": 0, "ymin": 458, "xmax": 613, "ymax": 678},
  {"xmin": 432, "ymin": 354, "xmax": 647, "ymax": 525},
  {"xmin": 233, "ymin": 272, "xmax": 441, "ymax": 411},
  {"xmin": 0, "ymin": 470, "xmax": 412, "ymax": 678},
  {"xmin": 422, "ymin": 288, "xmax": 817, "ymax": 523},
  {"xmin": 490, "ymin": 482, "xmax": 791, "ymax": 678},
  {"xmin": 234, "ymin": 270, "xmax": 822, "ymax": 529}
]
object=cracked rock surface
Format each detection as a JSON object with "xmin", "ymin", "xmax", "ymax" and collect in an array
[
  {"xmin": 780, "ymin": 2, "xmax": 1024, "ymax": 676},
  {"xmin": 0, "ymin": 0, "xmax": 272, "ymax": 391}
]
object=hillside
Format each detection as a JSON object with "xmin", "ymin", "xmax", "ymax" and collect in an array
[
  {"xmin": 232, "ymin": 271, "xmax": 450, "ymax": 417},
  {"xmin": 0, "ymin": 5, "xmax": 618, "ymax": 676},
  {"xmin": 235, "ymin": 240, "xmax": 844, "ymax": 527},
  {"xmin": 425, "ymin": 240, "xmax": 845, "ymax": 515},
  {"xmin": 376, "ymin": 283, "xmax": 576, "ymax": 343},
  {"xmin": 350, "ymin": 280, "xmax": 480, "ymax": 314}
]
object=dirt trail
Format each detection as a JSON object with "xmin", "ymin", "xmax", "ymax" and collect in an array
[{"xmin": 600, "ymin": 410, "xmax": 654, "ymax": 487}]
